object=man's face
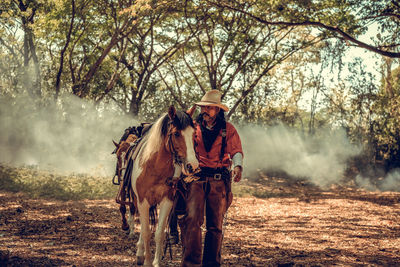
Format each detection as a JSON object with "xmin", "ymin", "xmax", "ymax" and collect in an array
[{"xmin": 201, "ymin": 105, "xmax": 220, "ymax": 123}]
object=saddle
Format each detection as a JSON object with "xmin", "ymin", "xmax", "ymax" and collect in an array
[{"xmin": 113, "ymin": 123, "xmax": 152, "ymax": 205}]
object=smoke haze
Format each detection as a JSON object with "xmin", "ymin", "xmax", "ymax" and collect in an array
[
  {"xmin": 0, "ymin": 94, "xmax": 135, "ymax": 176},
  {"xmin": 1, "ymin": 94, "xmax": 399, "ymax": 191},
  {"xmin": 238, "ymin": 124, "xmax": 400, "ymax": 191},
  {"xmin": 238, "ymin": 124, "xmax": 361, "ymax": 187},
  {"xmin": 355, "ymin": 169, "xmax": 400, "ymax": 192}
]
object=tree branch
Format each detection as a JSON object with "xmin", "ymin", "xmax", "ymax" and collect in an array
[{"xmin": 206, "ymin": 0, "xmax": 400, "ymax": 58}]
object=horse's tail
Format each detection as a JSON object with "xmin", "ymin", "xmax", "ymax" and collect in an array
[{"xmin": 149, "ymin": 205, "xmax": 158, "ymax": 230}]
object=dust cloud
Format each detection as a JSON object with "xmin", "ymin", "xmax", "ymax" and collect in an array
[
  {"xmin": 238, "ymin": 124, "xmax": 400, "ymax": 191},
  {"xmin": 0, "ymin": 94, "xmax": 136, "ymax": 176},
  {"xmin": 355, "ymin": 169, "xmax": 400, "ymax": 192},
  {"xmin": 238, "ymin": 124, "xmax": 362, "ymax": 188},
  {"xmin": 1, "ymin": 95, "xmax": 399, "ymax": 191}
]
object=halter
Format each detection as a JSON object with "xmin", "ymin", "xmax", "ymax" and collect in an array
[{"xmin": 166, "ymin": 121, "xmax": 186, "ymax": 167}]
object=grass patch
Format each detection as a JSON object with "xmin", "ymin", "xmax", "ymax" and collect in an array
[
  {"xmin": 231, "ymin": 184, "xmax": 255, "ymax": 197},
  {"xmin": 0, "ymin": 164, "xmax": 279, "ymax": 201},
  {"xmin": 232, "ymin": 184, "xmax": 275, "ymax": 198},
  {"xmin": 0, "ymin": 164, "xmax": 117, "ymax": 200},
  {"xmin": 231, "ymin": 183, "xmax": 276, "ymax": 198},
  {"xmin": 232, "ymin": 181, "xmax": 299, "ymax": 199}
]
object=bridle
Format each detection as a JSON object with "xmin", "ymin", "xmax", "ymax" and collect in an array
[
  {"xmin": 166, "ymin": 120, "xmax": 198, "ymax": 175},
  {"xmin": 166, "ymin": 121, "xmax": 185, "ymax": 166}
]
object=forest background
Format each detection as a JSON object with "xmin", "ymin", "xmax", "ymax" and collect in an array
[{"xmin": 1, "ymin": 0, "xmax": 400, "ymax": 192}]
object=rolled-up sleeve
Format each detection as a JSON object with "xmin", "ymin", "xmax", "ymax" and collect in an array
[{"xmin": 226, "ymin": 122, "xmax": 243, "ymax": 159}]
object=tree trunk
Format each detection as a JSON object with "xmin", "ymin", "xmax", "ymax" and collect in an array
[
  {"xmin": 129, "ymin": 98, "xmax": 140, "ymax": 118},
  {"xmin": 20, "ymin": 3, "xmax": 41, "ymax": 99},
  {"xmin": 55, "ymin": 0, "xmax": 75, "ymax": 100},
  {"xmin": 384, "ymin": 58, "xmax": 393, "ymax": 97}
]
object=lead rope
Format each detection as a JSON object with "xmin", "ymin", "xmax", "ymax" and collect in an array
[{"xmin": 220, "ymin": 121, "xmax": 229, "ymax": 241}]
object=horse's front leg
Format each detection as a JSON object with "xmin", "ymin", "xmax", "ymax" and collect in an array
[
  {"xmin": 117, "ymin": 184, "xmax": 129, "ymax": 231},
  {"xmin": 153, "ymin": 197, "xmax": 173, "ymax": 267},
  {"xmin": 127, "ymin": 202, "xmax": 136, "ymax": 237},
  {"xmin": 136, "ymin": 199, "xmax": 152, "ymax": 266},
  {"xmin": 120, "ymin": 203, "xmax": 129, "ymax": 231}
]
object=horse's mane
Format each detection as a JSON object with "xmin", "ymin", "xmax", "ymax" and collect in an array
[{"xmin": 140, "ymin": 110, "xmax": 194, "ymax": 163}]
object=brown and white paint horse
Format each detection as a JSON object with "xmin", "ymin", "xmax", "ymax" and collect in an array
[{"xmin": 129, "ymin": 106, "xmax": 198, "ymax": 266}]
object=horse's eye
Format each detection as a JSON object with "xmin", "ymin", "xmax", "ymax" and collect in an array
[{"xmin": 174, "ymin": 132, "xmax": 180, "ymax": 137}]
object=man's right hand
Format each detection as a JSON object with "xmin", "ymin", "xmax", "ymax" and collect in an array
[{"xmin": 232, "ymin": 166, "xmax": 242, "ymax": 182}]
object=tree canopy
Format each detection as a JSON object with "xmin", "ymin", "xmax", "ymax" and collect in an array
[
  {"xmin": 207, "ymin": 0, "xmax": 400, "ymax": 58},
  {"xmin": 1, "ymin": 0, "xmax": 400, "ymax": 168}
]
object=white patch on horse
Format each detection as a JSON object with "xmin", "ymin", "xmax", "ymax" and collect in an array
[
  {"xmin": 140, "ymin": 114, "xmax": 165, "ymax": 164},
  {"xmin": 128, "ymin": 140, "xmax": 147, "ymax": 238},
  {"xmin": 131, "ymin": 140, "xmax": 147, "ymax": 199},
  {"xmin": 136, "ymin": 198, "xmax": 151, "ymax": 265},
  {"xmin": 127, "ymin": 211, "xmax": 135, "ymax": 238},
  {"xmin": 182, "ymin": 127, "xmax": 199, "ymax": 171},
  {"xmin": 153, "ymin": 197, "xmax": 173, "ymax": 267}
]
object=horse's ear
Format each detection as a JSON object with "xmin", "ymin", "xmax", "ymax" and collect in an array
[
  {"xmin": 186, "ymin": 105, "xmax": 196, "ymax": 117},
  {"xmin": 168, "ymin": 105, "xmax": 176, "ymax": 120},
  {"xmin": 113, "ymin": 140, "xmax": 119, "ymax": 148}
]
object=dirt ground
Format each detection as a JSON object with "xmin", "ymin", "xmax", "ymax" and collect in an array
[{"xmin": 1, "ymin": 173, "xmax": 400, "ymax": 267}]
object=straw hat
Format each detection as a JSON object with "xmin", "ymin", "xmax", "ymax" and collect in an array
[{"xmin": 195, "ymin": 90, "xmax": 229, "ymax": 112}]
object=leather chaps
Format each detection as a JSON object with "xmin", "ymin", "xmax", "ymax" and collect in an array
[{"xmin": 178, "ymin": 174, "xmax": 232, "ymax": 267}]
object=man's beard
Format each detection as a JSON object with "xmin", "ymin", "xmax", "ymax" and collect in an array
[{"xmin": 202, "ymin": 112, "xmax": 217, "ymax": 124}]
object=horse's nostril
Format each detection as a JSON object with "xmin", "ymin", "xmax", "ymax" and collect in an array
[{"xmin": 186, "ymin": 164, "xmax": 193, "ymax": 173}]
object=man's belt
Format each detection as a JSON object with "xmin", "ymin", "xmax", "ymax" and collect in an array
[
  {"xmin": 183, "ymin": 167, "xmax": 230, "ymax": 183},
  {"xmin": 196, "ymin": 167, "xmax": 230, "ymax": 180}
]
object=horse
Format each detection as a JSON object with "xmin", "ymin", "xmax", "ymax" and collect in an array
[
  {"xmin": 128, "ymin": 106, "xmax": 198, "ymax": 267},
  {"xmin": 112, "ymin": 133, "xmax": 138, "ymax": 232}
]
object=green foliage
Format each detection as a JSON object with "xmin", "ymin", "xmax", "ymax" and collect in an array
[
  {"xmin": 1, "ymin": 0, "xmax": 400, "ymax": 171},
  {"xmin": 371, "ymin": 65, "xmax": 400, "ymax": 167},
  {"xmin": 0, "ymin": 164, "xmax": 116, "ymax": 200}
]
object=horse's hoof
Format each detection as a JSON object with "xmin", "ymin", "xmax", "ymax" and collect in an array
[
  {"xmin": 124, "ymin": 229, "xmax": 131, "ymax": 237},
  {"xmin": 121, "ymin": 222, "xmax": 129, "ymax": 231},
  {"xmin": 128, "ymin": 230, "xmax": 135, "ymax": 238},
  {"xmin": 136, "ymin": 256, "xmax": 145, "ymax": 265}
]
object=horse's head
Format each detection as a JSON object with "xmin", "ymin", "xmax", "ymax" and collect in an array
[
  {"xmin": 112, "ymin": 134, "xmax": 137, "ymax": 182},
  {"xmin": 165, "ymin": 106, "xmax": 199, "ymax": 175}
]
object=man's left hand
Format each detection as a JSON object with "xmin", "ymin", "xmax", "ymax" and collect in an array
[{"xmin": 232, "ymin": 166, "xmax": 242, "ymax": 182}]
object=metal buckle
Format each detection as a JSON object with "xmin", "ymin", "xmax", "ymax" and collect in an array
[{"xmin": 214, "ymin": 173, "xmax": 222, "ymax": 180}]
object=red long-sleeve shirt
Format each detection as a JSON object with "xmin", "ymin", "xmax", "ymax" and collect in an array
[{"xmin": 194, "ymin": 121, "xmax": 243, "ymax": 169}]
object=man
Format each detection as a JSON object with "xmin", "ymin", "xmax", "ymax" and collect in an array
[{"xmin": 179, "ymin": 90, "xmax": 243, "ymax": 267}]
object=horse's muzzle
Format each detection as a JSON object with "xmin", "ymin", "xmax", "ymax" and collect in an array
[
  {"xmin": 183, "ymin": 164, "xmax": 200, "ymax": 176},
  {"xmin": 186, "ymin": 163, "xmax": 193, "ymax": 174}
]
